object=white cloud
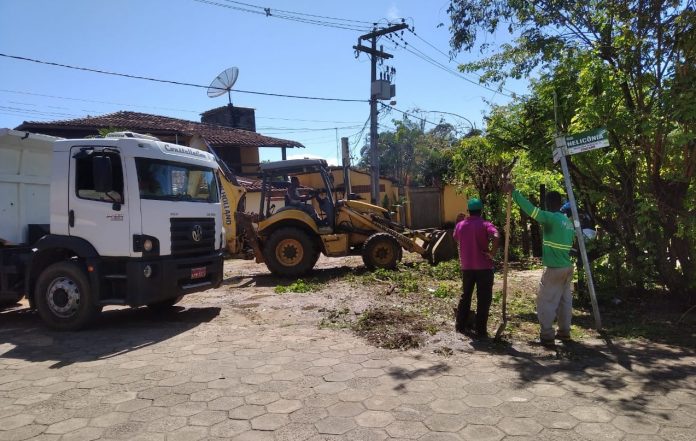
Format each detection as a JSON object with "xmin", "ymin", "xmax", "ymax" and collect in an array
[{"xmin": 287, "ymin": 153, "xmax": 338, "ymax": 166}]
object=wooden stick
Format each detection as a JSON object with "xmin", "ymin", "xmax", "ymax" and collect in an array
[{"xmin": 495, "ymin": 190, "xmax": 512, "ymax": 340}]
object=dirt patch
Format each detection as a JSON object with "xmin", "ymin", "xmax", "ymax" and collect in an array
[
  {"xmin": 181, "ymin": 253, "xmax": 694, "ymax": 359},
  {"xmin": 353, "ymin": 306, "xmax": 434, "ymax": 350}
]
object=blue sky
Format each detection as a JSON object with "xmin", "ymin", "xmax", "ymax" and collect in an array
[{"xmin": 0, "ymin": 0, "xmax": 525, "ymax": 164}]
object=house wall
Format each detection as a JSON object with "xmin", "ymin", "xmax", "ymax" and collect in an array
[{"xmin": 443, "ymin": 184, "xmax": 470, "ymax": 225}]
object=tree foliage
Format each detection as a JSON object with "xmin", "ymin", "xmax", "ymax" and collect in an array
[{"xmin": 448, "ymin": 0, "xmax": 696, "ymax": 302}]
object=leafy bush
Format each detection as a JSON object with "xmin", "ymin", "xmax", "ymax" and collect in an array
[{"xmin": 274, "ymin": 279, "xmax": 316, "ymax": 294}]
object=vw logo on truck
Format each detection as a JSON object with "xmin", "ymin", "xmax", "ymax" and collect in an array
[{"xmin": 191, "ymin": 225, "xmax": 203, "ymax": 242}]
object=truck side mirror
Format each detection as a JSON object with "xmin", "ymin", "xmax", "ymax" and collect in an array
[{"xmin": 93, "ymin": 156, "xmax": 114, "ymax": 193}]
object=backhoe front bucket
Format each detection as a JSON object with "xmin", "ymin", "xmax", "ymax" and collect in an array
[{"xmin": 425, "ymin": 230, "xmax": 458, "ymax": 265}]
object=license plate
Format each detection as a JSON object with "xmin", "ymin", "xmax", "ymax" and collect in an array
[{"xmin": 191, "ymin": 267, "xmax": 207, "ymax": 279}]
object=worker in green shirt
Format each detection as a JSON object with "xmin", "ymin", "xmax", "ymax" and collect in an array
[{"xmin": 503, "ymin": 184, "xmax": 576, "ymax": 347}]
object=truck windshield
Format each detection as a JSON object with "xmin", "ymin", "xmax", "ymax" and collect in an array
[{"xmin": 135, "ymin": 158, "xmax": 219, "ymax": 203}]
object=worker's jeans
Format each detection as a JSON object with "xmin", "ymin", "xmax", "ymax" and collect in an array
[
  {"xmin": 457, "ymin": 269, "xmax": 494, "ymax": 336},
  {"xmin": 537, "ymin": 266, "xmax": 574, "ymax": 340}
]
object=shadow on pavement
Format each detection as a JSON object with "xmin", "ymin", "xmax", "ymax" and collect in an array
[
  {"xmin": 468, "ymin": 331, "xmax": 696, "ymax": 418},
  {"xmin": 0, "ymin": 304, "xmax": 220, "ymax": 368}
]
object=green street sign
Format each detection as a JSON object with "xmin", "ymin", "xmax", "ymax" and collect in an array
[
  {"xmin": 564, "ymin": 128, "xmax": 609, "ymax": 154},
  {"xmin": 553, "ymin": 128, "xmax": 610, "ymax": 163}
]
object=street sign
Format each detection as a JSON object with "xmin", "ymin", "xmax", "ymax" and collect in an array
[{"xmin": 553, "ymin": 128, "xmax": 609, "ymax": 163}]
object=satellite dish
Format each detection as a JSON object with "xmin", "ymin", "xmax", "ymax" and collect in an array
[{"xmin": 207, "ymin": 67, "xmax": 239, "ymax": 104}]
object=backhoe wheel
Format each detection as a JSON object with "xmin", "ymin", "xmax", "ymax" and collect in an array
[
  {"xmin": 35, "ymin": 261, "xmax": 101, "ymax": 331},
  {"xmin": 263, "ymin": 227, "xmax": 318, "ymax": 277},
  {"xmin": 362, "ymin": 233, "xmax": 401, "ymax": 271}
]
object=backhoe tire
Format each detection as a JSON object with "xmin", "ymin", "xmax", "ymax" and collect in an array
[
  {"xmin": 263, "ymin": 227, "xmax": 319, "ymax": 277},
  {"xmin": 35, "ymin": 261, "xmax": 101, "ymax": 331},
  {"xmin": 362, "ymin": 233, "xmax": 401, "ymax": 271},
  {"xmin": 147, "ymin": 296, "xmax": 183, "ymax": 312}
]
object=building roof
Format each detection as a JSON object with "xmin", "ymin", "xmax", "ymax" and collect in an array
[{"xmin": 15, "ymin": 110, "xmax": 304, "ymax": 149}]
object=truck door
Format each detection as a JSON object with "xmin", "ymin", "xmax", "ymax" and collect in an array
[{"xmin": 68, "ymin": 147, "xmax": 131, "ymax": 256}]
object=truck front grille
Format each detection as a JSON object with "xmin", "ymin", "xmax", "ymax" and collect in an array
[{"xmin": 170, "ymin": 218, "xmax": 215, "ymax": 256}]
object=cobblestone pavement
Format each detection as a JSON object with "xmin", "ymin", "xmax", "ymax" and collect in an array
[{"xmin": 1, "ymin": 303, "xmax": 695, "ymax": 441}]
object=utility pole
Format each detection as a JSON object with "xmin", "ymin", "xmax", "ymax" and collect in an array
[
  {"xmin": 354, "ymin": 22, "xmax": 407, "ymax": 204},
  {"xmin": 341, "ymin": 137, "xmax": 352, "ymax": 198}
]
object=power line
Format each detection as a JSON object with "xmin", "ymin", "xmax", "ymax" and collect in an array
[
  {"xmin": 219, "ymin": 0, "xmax": 373, "ymax": 25},
  {"xmin": 0, "ymin": 53, "xmax": 367, "ymax": 103},
  {"xmin": 194, "ymin": 0, "xmax": 372, "ymax": 32},
  {"xmin": 0, "ymin": 88, "xmax": 200, "ymax": 113}
]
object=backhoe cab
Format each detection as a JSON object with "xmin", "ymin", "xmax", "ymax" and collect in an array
[{"xmin": 235, "ymin": 159, "xmax": 451, "ymax": 277}]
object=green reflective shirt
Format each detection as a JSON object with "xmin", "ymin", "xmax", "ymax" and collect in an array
[{"xmin": 512, "ymin": 190, "xmax": 575, "ymax": 268}]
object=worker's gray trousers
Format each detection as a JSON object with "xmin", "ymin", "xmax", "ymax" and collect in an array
[{"xmin": 537, "ymin": 266, "xmax": 574, "ymax": 340}]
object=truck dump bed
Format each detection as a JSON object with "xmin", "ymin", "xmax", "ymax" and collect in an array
[{"xmin": 0, "ymin": 129, "xmax": 60, "ymax": 245}]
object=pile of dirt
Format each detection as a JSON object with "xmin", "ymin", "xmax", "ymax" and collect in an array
[{"xmin": 352, "ymin": 306, "xmax": 435, "ymax": 350}]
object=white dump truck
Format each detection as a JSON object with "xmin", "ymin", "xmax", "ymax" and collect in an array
[{"xmin": 0, "ymin": 129, "xmax": 224, "ymax": 330}]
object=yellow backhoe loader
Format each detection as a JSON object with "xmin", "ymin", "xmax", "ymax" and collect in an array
[{"xmin": 211, "ymin": 152, "xmax": 455, "ymax": 277}]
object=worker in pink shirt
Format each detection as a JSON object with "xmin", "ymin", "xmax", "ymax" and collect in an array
[{"xmin": 453, "ymin": 198, "xmax": 500, "ymax": 339}]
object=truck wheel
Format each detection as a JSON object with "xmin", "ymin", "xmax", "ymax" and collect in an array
[
  {"xmin": 35, "ymin": 261, "xmax": 100, "ymax": 331},
  {"xmin": 147, "ymin": 296, "xmax": 183, "ymax": 312},
  {"xmin": 263, "ymin": 227, "xmax": 318, "ymax": 277},
  {"xmin": 362, "ymin": 233, "xmax": 401, "ymax": 270}
]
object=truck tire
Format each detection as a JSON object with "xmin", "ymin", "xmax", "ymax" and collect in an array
[
  {"xmin": 263, "ymin": 227, "xmax": 318, "ymax": 277},
  {"xmin": 147, "ymin": 296, "xmax": 183, "ymax": 312},
  {"xmin": 362, "ymin": 233, "xmax": 401, "ymax": 271},
  {"xmin": 35, "ymin": 261, "xmax": 100, "ymax": 331}
]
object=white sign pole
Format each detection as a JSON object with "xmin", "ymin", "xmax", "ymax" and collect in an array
[{"xmin": 557, "ymin": 142, "xmax": 603, "ymax": 330}]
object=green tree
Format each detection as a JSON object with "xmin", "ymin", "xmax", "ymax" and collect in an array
[{"xmin": 448, "ymin": 0, "xmax": 696, "ymax": 302}]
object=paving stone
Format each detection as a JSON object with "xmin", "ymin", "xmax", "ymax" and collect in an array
[
  {"xmin": 208, "ymin": 396, "xmax": 244, "ymax": 411},
  {"xmin": 59, "ymin": 427, "xmax": 103, "ymax": 441},
  {"xmin": 363, "ymin": 396, "xmax": 401, "ymax": 411},
  {"xmin": 419, "ymin": 432, "xmax": 463, "ymax": 441},
  {"xmin": 90, "ymin": 412, "xmax": 130, "ymax": 428},
  {"xmin": 267, "ymin": 399, "xmax": 303, "ymax": 414},
  {"xmin": 231, "ymin": 429, "xmax": 275, "ymax": 441},
  {"xmin": 312, "ymin": 382, "xmax": 347, "ymax": 394},
  {"xmin": 289, "ymin": 407, "xmax": 328, "ymax": 424},
  {"xmin": 497, "ymin": 416, "xmax": 543, "ymax": 435},
  {"xmin": 459, "ymin": 424, "xmax": 505, "ymax": 441},
  {"xmin": 245, "ymin": 391, "xmax": 280, "ymax": 406},
  {"xmin": 612, "ymin": 415, "xmax": 660, "ymax": 434},
  {"xmin": 250, "ymin": 413, "xmax": 289, "ymax": 431},
  {"xmin": 169, "ymin": 401, "xmax": 208, "ymax": 417},
  {"xmin": 0, "ymin": 424, "xmax": 47, "ymax": 441},
  {"xmin": 229, "ymin": 404, "xmax": 266, "ymax": 420},
  {"xmin": 166, "ymin": 426, "xmax": 208, "ymax": 441},
  {"xmin": 189, "ymin": 410, "xmax": 228, "ymax": 426},
  {"xmin": 660, "ymin": 426, "xmax": 696, "ymax": 441},
  {"xmin": 385, "ymin": 420, "xmax": 428, "ymax": 439},
  {"xmin": 535, "ymin": 411, "xmax": 580, "ymax": 429},
  {"xmin": 429, "ymin": 399, "xmax": 469, "ymax": 414},
  {"xmin": 574, "ymin": 422, "xmax": 627, "ymax": 441},
  {"xmin": 273, "ymin": 422, "xmax": 317, "ymax": 441},
  {"xmin": 44, "ymin": 418, "xmax": 88, "ymax": 434},
  {"xmin": 145, "ymin": 415, "xmax": 187, "ymax": 432},
  {"xmin": 327, "ymin": 402, "xmax": 364, "ymax": 417},
  {"xmin": 314, "ymin": 416, "xmax": 356, "ymax": 435},
  {"xmin": 0, "ymin": 414, "xmax": 35, "ymax": 430},
  {"xmin": 338, "ymin": 389, "xmax": 372, "ymax": 403},
  {"xmin": 423, "ymin": 413, "xmax": 465, "ymax": 432},
  {"xmin": 355, "ymin": 410, "xmax": 395, "ymax": 428},
  {"xmin": 568, "ymin": 405, "xmax": 615, "ymax": 422},
  {"xmin": 462, "ymin": 395, "xmax": 502, "ymax": 408},
  {"xmin": 129, "ymin": 406, "xmax": 168, "ymax": 422},
  {"xmin": 209, "ymin": 419, "xmax": 250, "ymax": 438}
]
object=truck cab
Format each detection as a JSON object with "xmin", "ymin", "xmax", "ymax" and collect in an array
[{"xmin": 0, "ymin": 130, "xmax": 224, "ymax": 330}]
